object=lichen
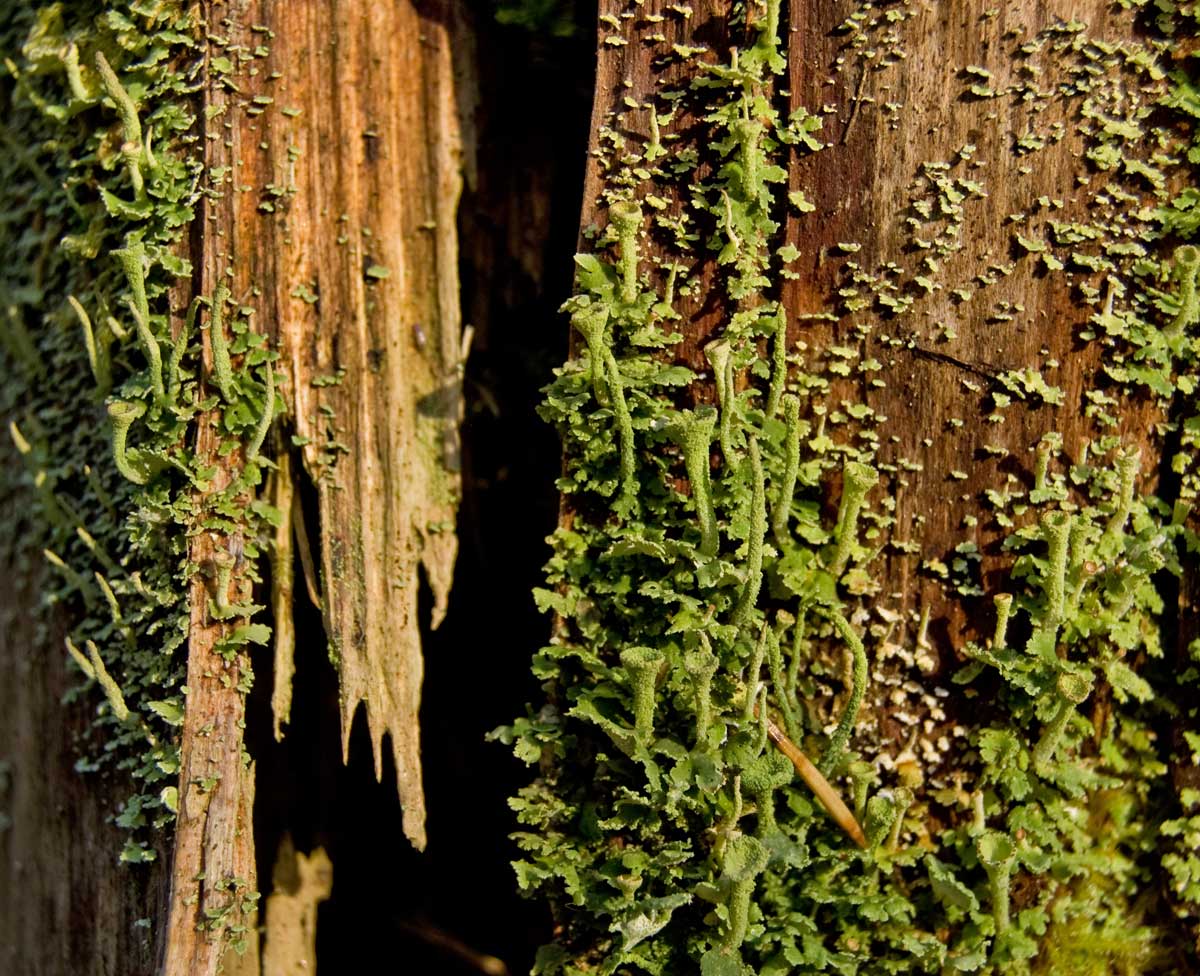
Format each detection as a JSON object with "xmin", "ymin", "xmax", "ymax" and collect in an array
[
  {"xmin": 0, "ymin": 2, "xmax": 277, "ymax": 874},
  {"xmin": 496, "ymin": 0, "xmax": 1200, "ymax": 973}
]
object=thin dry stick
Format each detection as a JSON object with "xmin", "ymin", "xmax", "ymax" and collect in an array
[{"xmin": 761, "ymin": 710, "xmax": 867, "ymax": 849}]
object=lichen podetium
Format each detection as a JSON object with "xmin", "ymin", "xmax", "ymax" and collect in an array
[{"xmin": 494, "ymin": 1, "xmax": 1200, "ymax": 973}]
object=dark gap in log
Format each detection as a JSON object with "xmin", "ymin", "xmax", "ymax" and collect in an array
[
  {"xmin": 411, "ymin": 1, "xmax": 599, "ymax": 972},
  {"xmin": 239, "ymin": 2, "xmax": 597, "ymax": 970}
]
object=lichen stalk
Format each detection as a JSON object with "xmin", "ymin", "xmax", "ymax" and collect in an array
[
  {"xmin": 1102, "ymin": 449, "xmax": 1140, "ymax": 549},
  {"xmin": 1032, "ymin": 672, "xmax": 1093, "ymax": 772},
  {"xmin": 86, "ymin": 639, "xmax": 130, "ymax": 723},
  {"xmin": 820, "ymin": 609, "xmax": 867, "ymax": 776},
  {"xmin": 106, "ymin": 399, "xmax": 148, "ymax": 485},
  {"xmin": 704, "ymin": 338, "xmax": 736, "ymax": 462},
  {"xmin": 603, "ymin": 348, "xmax": 636, "ymax": 505},
  {"xmin": 722, "ymin": 834, "xmax": 768, "ymax": 951},
  {"xmin": 673, "ymin": 407, "xmax": 719, "ymax": 556},
  {"xmin": 684, "ymin": 636, "xmax": 719, "ymax": 748},
  {"xmin": 609, "ymin": 200, "xmax": 643, "ymax": 305},
  {"xmin": 245, "ymin": 362, "xmax": 274, "ymax": 462},
  {"xmin": 830, "ymin": 461, "xmax": 879, "ymax": 578},
  {"xmin": 94, "ymin": 51, "xmax": 145, "ymax": 196},
  {"xmin": 570, "ymin": 303, "xmax": 611, "ymax": 406},
  {"xmin": 1168, "ymin": 244, "xmax": 1200, "ymax": 337},
  {"xmin": 67, "ymin": 295, "xmax": 111, "ymax": 394},
  {"xmin": 771, "ymin": 393, "xmax": 801, "ymax": 549},
  {"xmin": 991, "ymin": 593, "xmax": 1013, "ymax": 649},
  {"xmin": 114, "ymin": 244, "xmax": 165, "ymax": 403},
  {"xmin": 976, "ymin": 832, "xmax": 1015, "ymax": 936},
  {"xmin": 207, "ymin": 283, "xmax": 235, "ymax": 401},
  {"xmin": 1042, "ymin": 512, "xmax": 1072, "ymax": 624},
  {"xmin": 731, "ymin": 436, "xmax": 766, "ymax": 628},
  {"xmin": 620, "ymin": 646, "xmax": 664, "ymax": 745}
]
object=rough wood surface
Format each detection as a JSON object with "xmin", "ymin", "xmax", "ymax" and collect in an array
[
  {"xmin": 0, "ymin": 524, "xmax": 167, "ymax": 976},
  {"xmin": 194, "ymin": 0, "xmax": 469, "ymax": 854},
  {"xmin": 782, "ymin": 0, "xmax": 1170, "ymax": 638},
  {"xmin": 260, "ymin": 839, "xmax": 332, "ymax": 976},
  {"xmin": 160, "ymin": 410, "xmax": 260, "ymax": 974}
]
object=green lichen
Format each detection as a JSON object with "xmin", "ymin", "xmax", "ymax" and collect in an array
[
  {"xmin": 497, "ymin": 1, "xmax": 1200, "ymax": 972},
  {"xmin": 0, "ymin": 2, "xmax": 278, "ymax": 876}
]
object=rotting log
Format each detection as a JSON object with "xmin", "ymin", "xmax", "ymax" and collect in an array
[{"xmin": 161, "ymin": 0, "xmax": 472, "ymax": 967}]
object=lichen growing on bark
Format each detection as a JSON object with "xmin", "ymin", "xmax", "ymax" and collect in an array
[
  {"xmin": 496, "ymin": 1, "xmax": 1200, "ymax": 972},
  {"xmin": 0, "ymin": 2, "xmax": 277, "ymax": 873}
]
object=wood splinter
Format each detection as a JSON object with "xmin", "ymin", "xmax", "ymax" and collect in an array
[{"xmin": 761, "ymin": 710, "xmax": 868, "ymax": 849}]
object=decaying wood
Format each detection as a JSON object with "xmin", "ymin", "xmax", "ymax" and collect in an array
[
  {"xmin": 194, "ymin": 0, "xmax": 469, "ymax": 854},
  {"xmin": 260, "ymin": 838, "xmax": 332, "ymax": 976},
  {"xmin": 270, "ymin": 445, "xmax": 296, "ymax": 742},
  {"xmin": 783, "ymin": 1, "xmax": 1170, "ymax": 637},
  {"xmin": 0, "ymin": 526, "xmax": 167, "ymax": 976},
  {"xmin": 161, "ymin": 379, "xmax": 259, "ymax": 973},
  {"xmin": 163, "ymin": 0, "xmax": 471, "ymax": 967}
]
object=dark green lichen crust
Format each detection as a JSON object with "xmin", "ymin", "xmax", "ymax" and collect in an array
[
  {"xmin": 1, "ymin": 3, "xmax": 276, "ymax": 864},
  {"xmin": 496, "ymin": 2, "xmax": 1200, "ymax": 974}
]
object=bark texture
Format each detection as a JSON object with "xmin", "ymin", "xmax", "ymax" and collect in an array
[
  {"xmin": 581, "ymin": 0, "xmax": 1176, "ymax": 695},
  {"xmin": 0, "ymin": 537, "xmax": 166, "ymax": 976}
]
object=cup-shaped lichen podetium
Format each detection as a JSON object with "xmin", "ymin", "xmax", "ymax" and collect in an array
[
  {"xmin": 829, "ymin": 460, "xmax": 879, "ymax": 578},
  {"xmin": 1169, "ymin": 244, "xmax": 1200, "ymax": 337},
  {"xmin": 976, "ymin": 830, "xmax": 1016, "ymax": 935},
  {"xmin": 991, "ymin": 593, "xmax": 1013, "ymax": 649},
  {"xmin": 683, "ymin": 637, "xmax": 719, "ymax": 747},
  {"xmin": 669, "ymin": 406, "xmax": 719, "ymax": 557},
  {"xmin": 619, "ymin": 646, "xmax": 665, "ymax": 745},
  {"xmin": 1032, "ymin": 670, "xmax": 1093, "ymax": 773},
  {"xmin": 106, "ymin": 398, "xmax": 149, "ymax": 485},
  {"xmin": 1041, "ymin": 511, "xmax": 1073, "ymax": 624},
  {"xmin": 741, "ymin": 750, "xmax": 792, "ymax": 836},
  {"xmin": 608, "ymin": 199, "xmax": 644, "ymax": 305},
  {"xmin": 570, "ymin": 301, "xmax": 612, "ymax": 407},
  {"xmin": 703, "ymin": 337, "xmax": 736, "ymax": 462},
  {"xmin": 721, "ymin": 833, "xmax": 770, "ymax": 950}
]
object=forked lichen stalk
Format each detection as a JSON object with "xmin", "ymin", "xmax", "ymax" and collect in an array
[
  {"xmin": 672, "ymin": 406, "xmax": 719, "ymax": 556},
  {"xmin": 830, "ymin": 461, "xmax": 879, "ymax": 578}
]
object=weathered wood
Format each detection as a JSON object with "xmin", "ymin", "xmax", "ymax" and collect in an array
[
  {"xmin": 260, "ymin": 838, "xmax": 332, "ymax": 976},
  {"xmin": 578, "ymin": 0, "xmax": 1175, "ymax": 688},
  {"xmin": 0, "ymin": 525, "xmax": 166, "ymax": 976},
  {"xmin": 163, "ymin": 0, "xmax": 472, "ymax": 968},
  {"xmin": 161, "ymin": 410, "xmax": 260, "ymax": 973},
  {"xmin": 194, "ymin": 0, "xmax": 469, "ymax": 852},
  {"xmin": 783, "ymin": 1, "xmax": 1171, "ymax": 638}
]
